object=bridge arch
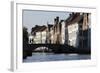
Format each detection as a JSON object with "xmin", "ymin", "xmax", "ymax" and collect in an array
[{"xmin": 34, "ymin": 46, "xmax": 52, "ymax": 52}]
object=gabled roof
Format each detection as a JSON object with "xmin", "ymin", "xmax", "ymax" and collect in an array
[
  {"xmin": 39, "ymin": 26, "xmax": 47, "ymax": 31},
  {"xmin": 31, "ymin": 25, "xmax": 47, "ymax": 33}
]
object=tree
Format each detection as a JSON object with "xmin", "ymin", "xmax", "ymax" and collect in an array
[
  {"xmin": 23, "ymin": 27, "xmax": 30, "ymax": 59},
  {"xmin": 23, "ymin": 27, "xmax": 28, "ymax": 44}
]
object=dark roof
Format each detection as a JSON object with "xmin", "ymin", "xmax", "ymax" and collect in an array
[
  {"xmin": 47, "ymin": 24, "xmax": 53, "ymax": 31},
  {"xmin": 31, "ymin": 25, "xmax": 47, "ymax": 33},
  {"xmin": 65, "ymin": 13, "xmax": 83, "ymax": 27},
  {"xmin": 47, "ymin": 24, "xmax": 53, "ymax": 28},
  {"xmin": 39, "ymin": 26, "xmax": 47, "ymax": 31}
]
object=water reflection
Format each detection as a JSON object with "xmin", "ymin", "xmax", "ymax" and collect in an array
[{"xmin": 23, "ymin": 53, "xmax": 91, "ymax": 62}]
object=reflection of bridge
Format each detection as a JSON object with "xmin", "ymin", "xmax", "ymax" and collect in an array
[{"xmin": 23, "ymin": 44, "xmax": 90, "ymax": 59}]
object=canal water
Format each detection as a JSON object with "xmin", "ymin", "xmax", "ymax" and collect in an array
[{"xmin": 23, "ymin": 53, "xmax": 91, "ymax": 62}]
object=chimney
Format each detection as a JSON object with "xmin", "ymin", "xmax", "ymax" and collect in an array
[
  {"xmin": 72, "ymin": 12, "xmax": 74, "ymax": 15},
  {"xmin": 56, "ymin": 16, "xmax": 59, "ymax": 22},
  {"xmin": 69, "ymin": 13, "xmax": 72, "ymax": 17},
  {"xmin": 54, "ymin": 16, "xmax": 59, "ymax": 24},
  {"xmin": 54, "ymin": 18, "xmax": 57, "ymax": 24}
]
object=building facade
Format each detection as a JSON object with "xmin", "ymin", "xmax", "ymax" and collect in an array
[
  {"xmin": 30, "ymin": 13, "xmax": 91, "ymax": 50},
  {"xmin": 29, "ymin": 25, "xmax": 47, "ymax": 44}
]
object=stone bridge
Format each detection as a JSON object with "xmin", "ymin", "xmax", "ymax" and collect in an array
[{"xmin": 23, "ymin": 44, "xmax": 90, "ymax": 59}]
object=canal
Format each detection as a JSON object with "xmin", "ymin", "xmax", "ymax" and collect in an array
[{"xmin": 23, "ymin": 53, "xmax": 91, "ymax": 62}]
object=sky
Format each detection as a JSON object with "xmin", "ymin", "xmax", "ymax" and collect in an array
[{"xmin": 23, "ymin": 10, "xmax": 70, "ymax": 33}]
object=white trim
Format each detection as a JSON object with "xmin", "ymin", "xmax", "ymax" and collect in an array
[
  {"xmin": 11, "ymin": 1, "xmax": 97, "ymax": 71},
  {"xmin": 11, "ymin": 1, "xmax": 17, "ymax": 71}
]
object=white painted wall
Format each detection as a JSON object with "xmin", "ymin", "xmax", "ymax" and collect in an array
[
  {"xmin": 41, "ymin": 31, "xmax": 47, "ymax": 43},
  {"xmin": 34, "ymin": 32, "xmax": 41, "ymax": 44},
  {"xmin": 68, "ymin": 23, "xmax": 79, "ymax": 47},
  {"xmin": 33, "ymin": 31, "xmax": 47, "ymax": 44},
  {"xmin": 61, "ymin": 21, "xmax": 65, "ymax": 44}
]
